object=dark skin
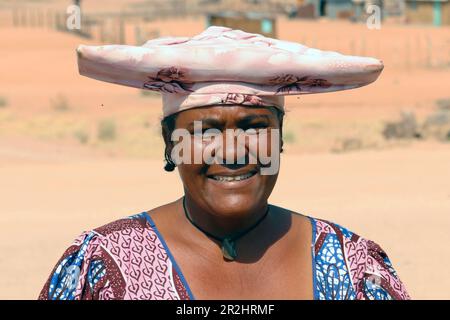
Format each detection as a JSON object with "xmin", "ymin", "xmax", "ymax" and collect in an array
[{"xmin": 147, "ymin": 105, "xmax": 313, "ymax": 299}]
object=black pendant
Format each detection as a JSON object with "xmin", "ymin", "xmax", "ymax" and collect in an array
[{"xmin": 221, "ymin": 238, "xmax": 237, "ymax": 261}]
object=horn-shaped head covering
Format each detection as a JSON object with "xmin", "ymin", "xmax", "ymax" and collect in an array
[{"xmin": 76, "ymin": 26, "xmax": 383, "ymax": 117}]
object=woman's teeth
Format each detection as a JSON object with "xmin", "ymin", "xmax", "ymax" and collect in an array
[{"xmin": 211, "ymin": 171, "xmax": 256, "ymax": 182}]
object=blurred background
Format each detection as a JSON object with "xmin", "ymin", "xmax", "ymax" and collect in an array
[{"xmin": 0, "ymin": 0, "xmax": 449, "ymax": 299}]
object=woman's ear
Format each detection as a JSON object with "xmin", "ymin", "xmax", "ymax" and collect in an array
[
  {"xmin": 269, "ymin": 106, "xmax": 284, "ymax": 153},
  {"xmin": 280, "ymin": 136, "xmax": 284, "ymax": 153},
  {"xmin": 162, "ymin": 124, "xmax": 173, "ymax": 153},
  {"xmin": 278, "ymin": 113, "xmax": 284, "ymax": 153},
  {"xmin": 161, "ymin": 116, "xmax": 177, "ymax": 172}
]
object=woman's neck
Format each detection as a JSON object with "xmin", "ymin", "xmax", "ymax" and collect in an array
[{"xmin": 182, "ymin": 195, "xmax": 270, "ymax": 240}]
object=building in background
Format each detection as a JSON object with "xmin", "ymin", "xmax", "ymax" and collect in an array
[
  {"xmin": 300, "ymin": 0, "xmax": 355, "ymax": 19},
  {"xmin": 404, "ymin": 0, "xmax": 450, "ymax": 25},
  {"xmin": 206, "ymin": 11, "xmax": 277, "ymax": 37},
  {"xmin": 294, "ymin": 0, "xmax": 409, "ymax": 21}
]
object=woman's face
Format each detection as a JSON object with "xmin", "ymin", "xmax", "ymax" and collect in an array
[{"xmin": 169, "ymin": 105, "xmax": 283, "ymax": 218}]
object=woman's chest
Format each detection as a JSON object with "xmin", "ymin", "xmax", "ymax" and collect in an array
[
  {"xmin": 168, "ymin": 235, "xmax": 314, "ymax": 300},
  {"xmin": 183, "ymin": 262, "xmax": 313, "ymax": 300}
]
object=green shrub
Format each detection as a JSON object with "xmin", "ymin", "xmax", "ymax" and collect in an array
[
  {"xmin": 0, "ymin": 96, "xmax": 8, "ymax": 108},
  {"xmin": 51, "ymin": 94, "xmax": 70, "ymax": 112},
  {"xmin": 74, "ymin": 129, "xmax": 89, "ymax": 144},
  {"xmin": 436, "ymin": 98, "xmax": 450, "ymax": 110},
  {"xmin": 382, "ymin": 111, "xmax": 420, "ymax": 140},
  {"xmin": 283, "ymin": 130, "xmax": 296, "ymax": 144},
  {"xmin": 97, "ymin": 119, "xmax": 117, "ymax": 141},
  {"xmin": 331, "ymin": 137, "xmax": 364, "ymax": 153}
]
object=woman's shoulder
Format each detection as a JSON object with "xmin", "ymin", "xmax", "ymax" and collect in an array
[
  {"xmin": 59, "ymin": 212, "xmax": 156, "ymax": 254},
  {"xmin": 38, "ymin": 212, "xmax": 186, "ymax": 300},
  {"xmin": 307, "ymin": 216, "xmax": 411, "ymax": 300},
  {"xmin": 91, "ymin": 211, "xmax": 153, "ymax": 239},
  {"xmin": 280, "ymin": 208, "xmax": 368, "ymax": 247},
  {"xmin": 309, "ymin": 216, "xmax": 397, "ymax": 268},
  {"xmin": 309, "ymin": 216, "xmax": 366, "ymax": 246}
]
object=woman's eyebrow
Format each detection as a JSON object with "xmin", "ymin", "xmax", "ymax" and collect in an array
[
  {"xmin": 237, "ymin": 114, "xmax": 272, "ymax": 125},
  {"xmin": 186, "ymin": 118, "xmax": 224, "ymax": 130}
]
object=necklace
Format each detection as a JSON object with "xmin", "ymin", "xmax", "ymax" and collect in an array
[{"xmin": 182, "ymin": 196, "xmax": 270, "ymax": 261}]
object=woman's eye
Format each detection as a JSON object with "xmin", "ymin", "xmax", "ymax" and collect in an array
[
  {"xmin": 191, "ymin": 129, "xmax": 220, "ymax": 138},
  {"xmin": 191, "ymin": 129, "xmax": 208, "ymax": 136},
  {"xmin": 243, "ymin": 124, "xmax": 269, "ymax": 135},
  {"xmin": 202, "ymin": 131, "xmax": 219, "ymax": 138},
  {"xmin": 245, "ymin": 123, "xmax": 269, "ymax": 130}
]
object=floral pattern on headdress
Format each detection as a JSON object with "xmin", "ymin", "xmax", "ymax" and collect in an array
[
  {"xmin": 270, "ymin": 75, "xmax": 332, "ymax": 94},
  {"xmin": 143, "ymin": 67, "xmax": 193, "ymax": 94}
]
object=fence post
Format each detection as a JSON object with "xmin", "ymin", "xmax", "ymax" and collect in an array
[
  {"xmin": 46, "ymin": 9, "xmax": 52, "ymax": 29},
  {"xmin": 119, "ymin": 15, "xmax": 125, "ymax": 44},
  {"xmin": 100, "ymin": 21, "xmax": 105, "ymax": 43},
  {"xmin": 38, "ymin": 9, "xmax": 44, "ymax": 27},
  {"xmin": 360, "ymin": 36, "xmax": 366, "ymax": 56},
  {"xmin": 12, "ymin": 7, "xmax": 19, "ymax": 27},
  {"xmin": 405, "ymin": 36, "xmax": 410, "ymax": 70},
  {"xmin": 349, "ymin": 39, "xmax": 355, "ymax": 56},
  {"xmin": 135, "ymin": 25, "xmax": 141, "ymax": 45},
  {"xmin": 20, "ymin": 7, "xmax": 27, "ymax": 27},
  {"xmin": 426, "ymin": 34, "xmax": 432, "ymax": 68},
  {"xmin": 30, "ymin": 7, "xmax": 36, "ymax": 27}
]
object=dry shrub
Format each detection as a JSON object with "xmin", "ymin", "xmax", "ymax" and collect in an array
[
  {"xmin": 0, "ymin": 96, "xmax": 8, "ymax": 108},
  {"xmin": 422, "ymin": 102, "xmax": 450, "ymax": 141},
  {"xmin": 97, "ymin": 119, "xmax": 117, "ymax": 141},
  {"xmin": 331, "ymin": 137, "xmax": 364, "ymax": 153},
  {"xmin": 382, "ymin": 111, "xmax": 421, "ymax": 140},
  {"xmin": 74, "ymin": 129, "xmax": 89, "ymax": 144},
  {"xmin": 51, "ymin": 94, "xmax": 70, "ymax": 112}
]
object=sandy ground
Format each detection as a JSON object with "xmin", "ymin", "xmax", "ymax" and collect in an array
[
  {"xmin": 0, "ymin": 5, "xmax": 450, "ymax": 299},
  {"xmin": 0, "ymin": 140, "xmax": 449, "ymax": 299}
]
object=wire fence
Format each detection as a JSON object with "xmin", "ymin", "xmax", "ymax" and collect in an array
[{"xmin": 0, "ymin": 1, "xmax": 449, "ymax": 69}]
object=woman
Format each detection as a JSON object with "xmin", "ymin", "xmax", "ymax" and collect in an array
[{"xmin": 39, "ymin": 26, "xmax": 409, "ymax": 300}]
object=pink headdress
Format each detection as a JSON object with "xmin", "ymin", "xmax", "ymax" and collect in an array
[{"xmin": 76, "ymin": 26, "xmax": 383, "ymax": 117}]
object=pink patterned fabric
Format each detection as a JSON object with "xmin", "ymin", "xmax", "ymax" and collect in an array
[
  {"xmin": 38, "ymin": 214, "xmax": 409, "ymax": 300},
  {"xmin": 312, "ymin": 219, "xmax": 410, "ymax": 300},
  {"xmin": 39, "ymin": 214, "xmax": 191, "ymax": 300},
  {"xmin": 76, "ymin": 26, "xmax": 384, "ymax": 117}
]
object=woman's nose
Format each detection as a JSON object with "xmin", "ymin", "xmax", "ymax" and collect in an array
[
  {"xmin": 221, "ymin": 162, "xmax": 248, "ymax": 170},
  {"xmin": 215, "ymin": 133, "xmax": 247, "ymax": 165}
]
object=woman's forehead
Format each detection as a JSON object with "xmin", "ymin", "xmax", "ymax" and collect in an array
[{"xmin": 176, "ymin": 105, "xmax": 278, "ymax": 122}]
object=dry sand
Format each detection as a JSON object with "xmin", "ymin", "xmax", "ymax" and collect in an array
[
  {"xmin": 0, "ymin": 11, "xmax": 449, "ymax": 299},
  {"xmin": 0, "ymin": 140, "xmax": 449, "ymax": 299}
]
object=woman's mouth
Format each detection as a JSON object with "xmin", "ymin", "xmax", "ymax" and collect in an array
[{"xmin": 207, "ymin": 169, "xmax": 258, "ymax": 182}]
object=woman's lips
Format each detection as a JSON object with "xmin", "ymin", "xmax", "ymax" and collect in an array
[
  {"xmin": 210, "ymin": 171, "xmax": 255, "ymax": 182},
  {"xmin": 206, "ymin": 168, "xmax": 258, "ymax": 186}
]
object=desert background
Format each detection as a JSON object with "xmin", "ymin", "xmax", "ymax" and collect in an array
[{"xmin": 0, "ymin": 0, "xmax": 449, "ymax": 299}]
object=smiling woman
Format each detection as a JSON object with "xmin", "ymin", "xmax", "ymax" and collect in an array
[{"xmin": 38, "ymin": 26, "xmax": 409, "ymax": 300}]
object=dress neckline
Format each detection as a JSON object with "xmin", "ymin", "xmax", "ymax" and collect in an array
[
  {"xmin": 142, "ymin": 212, "xmax": 196, "ymax": 300},
  {"xmin": 142, "ymin": 211, "xmax": 318, "ymax": 300}
]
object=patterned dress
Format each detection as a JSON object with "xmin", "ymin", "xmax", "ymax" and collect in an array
[{"xmin": 38, "ymin": 212, "xmax": 410, "ymax": 300}]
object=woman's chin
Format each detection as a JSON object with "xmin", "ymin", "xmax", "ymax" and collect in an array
[
  {"xmin": 204, "ymin": 169, "xmax": 261, "ymax": 191},
  {"xmin": 204, "ymin": 197, "xmax": 264, "ymax": 219}
]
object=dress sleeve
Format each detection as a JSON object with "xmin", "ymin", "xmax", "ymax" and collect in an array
[
  {"xmin": 38, "ymin": 231, "xmax": 110, "ymax": 300},
  {"xmin": 358, "ymin": 240, "xmax": 411, "ymax": 300}
]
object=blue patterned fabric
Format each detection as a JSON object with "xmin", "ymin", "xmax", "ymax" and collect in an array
[
  {"xmin": 47, "ymin": 232, "xmax": 106, "ymax": 300},
  {"xmin": 40, "ymin": 215, "xmax": 410, "ymax": 300},
  {"xmin": 311, "ymin": 218, "xmax": 410, "ymax": 300},
  {"xmin": 314, "ymin": 233, "xmax": 356, "ymax": 300}
]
